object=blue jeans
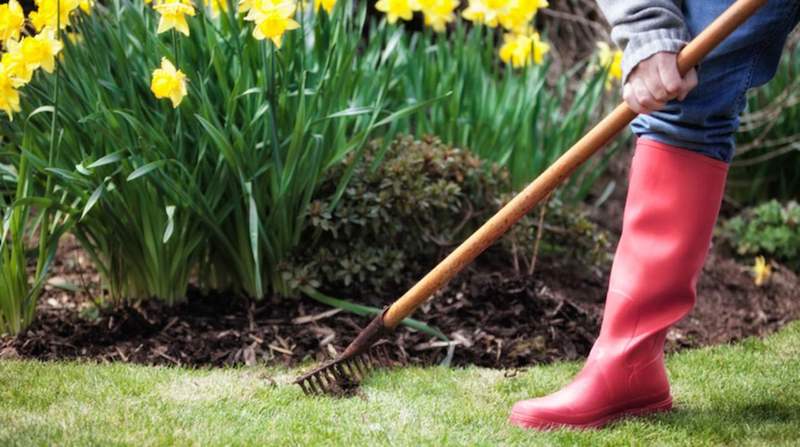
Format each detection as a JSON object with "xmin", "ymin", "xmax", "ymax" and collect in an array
[{"xmin": 632, "ymin": 0, "xmax": 800, "ymax": 163}]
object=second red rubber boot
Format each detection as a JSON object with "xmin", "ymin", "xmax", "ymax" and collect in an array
[{"xmin": 508, "ymin": 138, "xmax": 729, "ymax": 430}]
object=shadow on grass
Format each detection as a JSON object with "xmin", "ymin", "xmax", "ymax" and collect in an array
[{"xmin": 654, "ymin": 400, "xmax": 800, "ymax": 442}]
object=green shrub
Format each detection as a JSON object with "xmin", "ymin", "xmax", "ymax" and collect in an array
[
  {"xmin": 286, "ymin": 135, "xmax": 611, "ymax": 298},
  {"xmin": 722, "ymin": 200, "xmax": 800, "ymax": 269},
  {"xmin": 286, "ymin": 135, "xmax": 507, "ymax": 296},
  {"xmin": 504, "ymin": 195, "xmax": 612, "ymax": 271}
]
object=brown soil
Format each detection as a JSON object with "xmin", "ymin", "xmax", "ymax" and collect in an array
[{"xmin": 1, "ymin": 239, "xmax": 797, "ymax": 369}]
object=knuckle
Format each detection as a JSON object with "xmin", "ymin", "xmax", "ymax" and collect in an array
[
  {"xmin": 643, "ymin": 97, "xmax": 662, "ymax": 110},
  {"xmin": 665, "ymin": 80, "xmax": 681, "ymax": 95}
]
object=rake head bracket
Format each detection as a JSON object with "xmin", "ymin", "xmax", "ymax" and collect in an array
[{"xmin": 294, "ymin": 308, "xmax": 394, "ymax": 395}]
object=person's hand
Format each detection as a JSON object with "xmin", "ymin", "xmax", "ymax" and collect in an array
[{"xmin": 623, "ymin": 52, "xmax": 698, "ymax": 115}]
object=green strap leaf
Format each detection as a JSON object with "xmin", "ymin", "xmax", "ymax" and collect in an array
[
  {"xmin": 300, "ymin": 287, "xmax": 449, "ymax": 341},
  {"xmin": 163, "ymin": 205, "xmax": 176, "ymax": 244},
  {"xmin": 245, "ymin": 181, "xmax": 263, "ymax": 298},
  {"xmin": 81, "ymin": 182, "xmax": 106, "ymax": 220},
  {"xmin": 127, "ymin": 160, "xmax": 167, "ymax": 181},
  {"xmin": 87, "ymin": 150, "xmax": 126, "ymax": 169}
]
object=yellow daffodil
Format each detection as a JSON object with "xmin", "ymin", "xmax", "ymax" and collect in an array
[
  {"xmin": 29, "ymin": 0, "xmax": 81, "ymax": 31},
  {"xmin": 498, "ymin": 0, "xmax": 548, "ymax": 33},
  {"xmin": 462, "ymin": 0, "xmax": 511, "ymax": 28},
  {"xmin": 67, "ymin": 31, "xmax": 83, "ymax": 44},
  {"xmin": 499, "ymin": 28, "xmax": 549, "ymax": 68},
  {"xmin": 20, "ymin": 29, "xmax": 64, "ymax": 74},
  {"xmin": 0, "ymin": 63, "xmax": 21, "ymax": 120},
  {"xmin": 154, "ymin": 0, "xmax": 196, "ymax": 36},
  {"xmin": 244, "ymin": 0, "xmax": 299, "ymax": 48},
  {"xmin": 80, "ymin": 0, "xmax": 95, "ymax": 14},
  {"xmin": 0, "ymin": 0, "xmax": 25, "ymax": 45},
  {"xmin": 375, "ymin": 0, "xmax": 416, "ymax": 24},
  {"xmin": 238, "ymin": 0, "xmax": 254, "ymax": 13},
  {"xmin": 1, "ymin": 43, "xmax": 34, "ymax": 87},
  {"xmin": 313, "ymin": 0, "xmax": 336, "ymax": 13},
  {"xmin": 251, "ymin": 9, "xmax": 300, "ymax": 47},
  {"xmin": 150, "ymin": 57, "xmax": 188, "ymax": 108},
  {"xmin": 753, "ymin": 256, "xmax": 771, "ymax": 287},
  {"xmin": 205, "ymin": 0, "xmax": 229, "ymax": 18},
  {"xmin": 242, "ymin": 0, "xmax": 291, "ymax": 16},
  {"xmin": 597, "ymin": 41, "xmax": 623, "ymax": 89},
  {"xmin": 418, "ymin": 0, "xmax": 458, "ymax": 32}
]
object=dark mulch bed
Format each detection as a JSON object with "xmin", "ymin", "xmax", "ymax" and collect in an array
[
  {"xmin": 2, "ymin": 147, "xmax": 798, "ymax": 370},
  {"xmin": 1, "ymin": 247, "xmax": 797, "ymax": 370}
]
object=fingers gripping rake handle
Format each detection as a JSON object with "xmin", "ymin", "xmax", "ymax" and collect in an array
[{"xmin": 383, "ymin": 0, "xmax": 767, "ymax": 329}]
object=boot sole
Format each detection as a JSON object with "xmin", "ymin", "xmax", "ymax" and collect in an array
[{"xmin": 508, "ymin": 395, "xmax": 673, "ymax": 431}]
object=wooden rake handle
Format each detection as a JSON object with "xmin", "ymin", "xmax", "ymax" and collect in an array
[{"xmin": 383, "ymin": 0, "xmax": 767, "ymax": 329}]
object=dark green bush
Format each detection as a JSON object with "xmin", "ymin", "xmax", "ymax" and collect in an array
[
  {"xmin": 721, "ymin": 200, "xmax": 800, "ymax": 269},
  {"xmin": 284, "ymin": 136, "xmax": 611, "ymax": 298},
  {"xmin": 284, "ymin": 135, "xmax": 507, "ymax": 296}
]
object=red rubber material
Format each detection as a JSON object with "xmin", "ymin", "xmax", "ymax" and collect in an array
[
  {"xmin": 509, "ymin": 139, "xmax": 728, "ymax": 431},
  {"xmin": 509, "ymin": 394, "xmax": 673, "ymax": 430}
]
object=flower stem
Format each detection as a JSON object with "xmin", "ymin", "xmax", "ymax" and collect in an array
[{"xmin": 35, "ymin": 0, "xmax": 63, "ymax": 282}]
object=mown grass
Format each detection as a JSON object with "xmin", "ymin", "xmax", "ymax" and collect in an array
[{"xmin": 1, "ymin": 322, "xmax": 799, "ymax": 446}]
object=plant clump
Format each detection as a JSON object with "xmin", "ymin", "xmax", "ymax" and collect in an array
[
  {"xmin": 283, "ymin": 135, "xmax": 611, "ymax": 299},
  {"xmin": 721, "ymin": 200, "xmax": 800, "ymax": 270}
]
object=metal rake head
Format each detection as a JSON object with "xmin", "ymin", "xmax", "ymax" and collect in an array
[
  {"xmin": 294, "ymin": 342, "xmax": 392, "ymax": 395},
  {"xmin": 294, "ymin": 310, "xmax": 394, "ymax": 396}
]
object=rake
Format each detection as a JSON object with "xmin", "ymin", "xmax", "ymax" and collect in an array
[{"xmin": 295, "ymin": 0, "xmax": 768, "ymax": 396}]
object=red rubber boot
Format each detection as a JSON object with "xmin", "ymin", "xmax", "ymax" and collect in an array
[{"xmin": 508, "ymin": 138, "xmax": 729, "ymax": 430}]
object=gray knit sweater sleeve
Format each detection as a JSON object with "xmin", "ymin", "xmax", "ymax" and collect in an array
[{"xmin": 597, "ymin": 0, "xmax": 691, "ymax": 82}]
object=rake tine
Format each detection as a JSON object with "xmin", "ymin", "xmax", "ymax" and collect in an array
[
  {"xmin": 335, "ymin": 364, "xmax": 350, "ymax": 381},
  {"xmin": 303, "ymin": 377, "xmax": 317, "ymax": 395},
  {"xmin": 348, "ymin": 359, "xmax": 363, "ymax": 378},
  {"xmin": 319, "ymin": 372, "xmax": 333, "ymax": 391},
  {"xmin": 299, "ymin": 379, "xmax": 311, "ymax": 395},
  {"xmin": 355, "ymin": 357, "xmax": 369, "ymax": 376},
  {"xmin": 312, "ymin": 374, "xmax": 326, "ymax": 393},
  {"xmin": 316, "ymin": 372, "xmax": 329, "ymax": 390},
  {"xmin": 327, "ymin": 364, "xmax": 341, "ymax": 381},
  {"xmin": 347, "ymin": 360, "xmax": 363, "ymax": 381},
  {"xmin": 362, "ymin": 356, "xmax": 374, "ymax": 372},
  {"xmin": 303, "ymin": 377, "xmax": 316, "ymax": 395},
  {"xmin": 325, "ymin": 368, "xmax": 338, "ymax": 385}
]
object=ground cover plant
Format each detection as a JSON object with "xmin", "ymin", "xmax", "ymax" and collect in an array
[
  {"xmin": 722, "ymin": 200, "xmax": 800, "ymax": 272},
  {"xmin": 2, "ymin": 321, "xmax": 800, "ymax": 445}
]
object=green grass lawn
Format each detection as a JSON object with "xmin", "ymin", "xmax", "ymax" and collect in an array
[{"xmin": 2, "ymin": 322, "xmax": 800, "ymax": 446}]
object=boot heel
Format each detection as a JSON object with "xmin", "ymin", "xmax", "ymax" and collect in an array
[{"xmin": 627, "ymin": 395, "xmax": 673, "ymax": 418}]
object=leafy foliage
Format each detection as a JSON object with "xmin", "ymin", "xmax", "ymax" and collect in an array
[
  {"xmin": 1, "ymin": 0, "xmax": 617, "ymax": 328},
  {"xmin": 382, "ymin": 23, "xmax": 617, "ymax": 198},
  {"xmin": 1, "ymin": 1, "xmax": 422, "ymax": 302},
  {"xmin": 286, "ymin": 135, "xmax": 611, "ymax": 298},
  {"xmin": 722, "ymin": 200, "xmax": 800, "ymax": 270},
  {"xmin": 287, "ymin": 135, "xmax": 507, "ymax": 295}
]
